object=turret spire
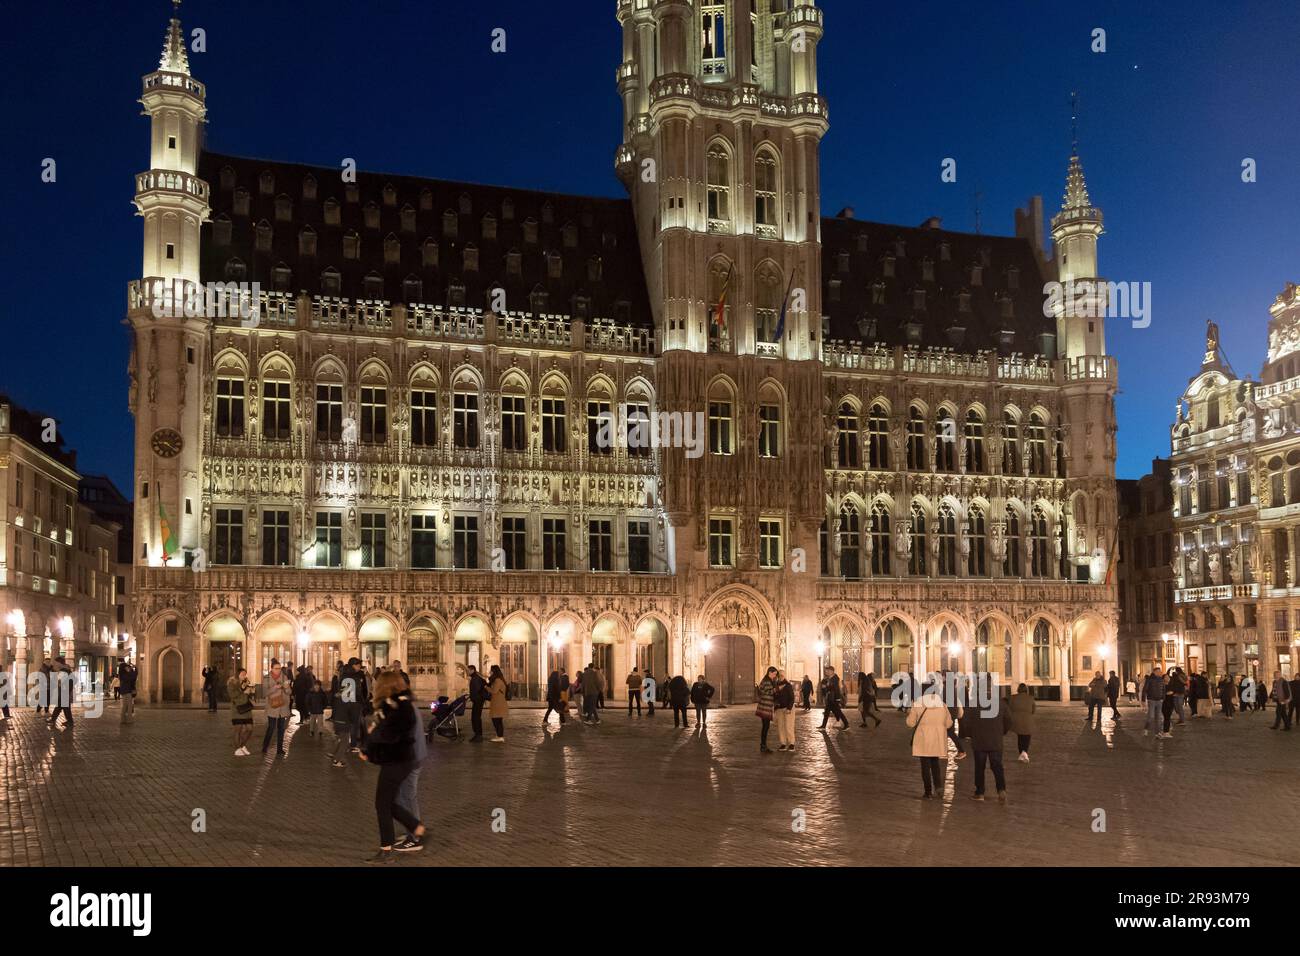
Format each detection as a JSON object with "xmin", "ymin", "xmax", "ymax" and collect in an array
[{"xmin": 159, "ymin": 0, "xmax": 190, "ymax": 75}]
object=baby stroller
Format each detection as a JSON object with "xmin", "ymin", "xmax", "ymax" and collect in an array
[{"xmin": 427, "ymin": 694, "xmax": 468, "ymax": 741}]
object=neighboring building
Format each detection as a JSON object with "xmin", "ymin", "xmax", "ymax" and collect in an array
[
  {"xmin": 1116, "ymin": 459, "xmax": 1175, "ymax": 683},
  {"xmin": 126, "ymin": 2, "xmax": 1119, "ymax": 704},
  {"xmin": 0, "ymin": 397, "xmax": 123, "ymax": 697},
  {"xmin": 80, "ymin": 474, "xmax": 136, "ymax": 659}
]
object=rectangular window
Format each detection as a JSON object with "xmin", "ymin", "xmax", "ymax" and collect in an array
[
  {"xmin": 758, "ymin": 404, "xmax": 780, "ymax": 458},
  {"xmin": 543, "ymin": 518, "xmax": 568, "ymax": 571},
  {"xmin": 628, "ymin": 520, "xmax": 651, "ymax": 573},
  {"xmin": 759, "ymin": 519, "xmax": 782, "ymax": 569},
  {"xmin": 589, "ymin": 519, "xmax": 613, "ymax": 572},
  {"xmin": 261, "ymin": 380, "xmax": 291, "ymax": 441},
  {"xmin": 453, "ymin": 515, "xmax": 479, "ymax": 570},
  {"xmin": 411, "ymin": 515, "xmax": 437, "ymax": 569},
  {"xmin": 626, "ymin": 402, "xmax": 651, "ymax": 458},
  {"xmin": 542, "ymin": 398, "xmax": 567, "ymax": 453},
  {"xmin": 502, "ymin": 516, "xmax": 526, "ymax": 570},
  {"xmin": 501, "ymin": 395, "xmax": 526, "ymax": 452},
  {"xmin": 261, "ymin": 509, "xmax": 290, "ymax": 566},
  {"xmin": 315, "ymin": 384, "xmax": 343, "ymax": 442},
  {"xmin": 215, "ymin": 378, "xmax": 245, "ymax": 438},
  {"xmin": 453, "ymin": 392, "xmax": 479, "ymax": 449},
  {"xmin": 360, "ymin": 386, "xmax": 388, "ymax": 444},
  {"xmin": 708, "ymin": 517, "xmax": 734, "ymax": 568},
  {"xmin": 314, "ymin": 512, "xmax": 342, "ymax": 568},
  {"xmin": 214, "ymin": 508, "xmax": 244, "ymax": 565},
  {"xmin": 708, "ymin": 401, "xmax": 733, "ymax": 455},
  {"xmin": 360, "ymin": 512, "xmax": 387, "ymax": 568},
  {"xmin": 411, "ymin": 389, "xmax": 438, "ymax": 447},
  {"xmin": 587, "ymin": 400, "xmax": 612, "ymax": 455}
]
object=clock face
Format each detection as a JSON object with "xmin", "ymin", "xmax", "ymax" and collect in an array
[{"xmin": 151, "ymin": 428, "xmax": 183, "ymax": 459}]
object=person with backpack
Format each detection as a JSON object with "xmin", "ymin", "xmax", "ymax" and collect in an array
[
  {"xmin": 359, "ymin": 670, "xmax": 427, "ymax": 864},
  {"xmin": 467, "ymin": 664, "xmax": 487, "ymax": 742},
  {"xmin": 669, "ymin": 674, "xmax": 692, "ymax": 727},
  {"xmin": 756, "ymin": 666, "xmax": 777, "ymax": 753},
  {"xmin": 487, "ymin": 664, "xmax": 509, "ymax": 742},
  {"xmin": 907, "ymin": 683, "xmax": 954, "ymax": 800},
  {"xmin": 261, "ymin": 660, "xmax": 293, "ymax": 757},
  {"xmin": 689, "ymin": 674, "xmax": 714, "ymax": 727},
  {"xmin": 228, "ymin": 668, "xmax": 255, "ymax": 756}
]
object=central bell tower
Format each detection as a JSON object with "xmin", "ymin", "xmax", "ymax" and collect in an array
[{"xmin": 614, "ymin": 0, "xmax": 829, "ymax": 673}]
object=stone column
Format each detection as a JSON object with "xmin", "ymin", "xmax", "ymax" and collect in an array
[
  {"xmin": 12, "ymin": 636, "xmax": 29, "ymax": 708},
  {"xmin": 1058, "ymin": 622, "xmax": 1073, "ymax": 701}
]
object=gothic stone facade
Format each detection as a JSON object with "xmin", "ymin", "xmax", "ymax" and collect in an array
[{"xmin": 127, "ymin": 1, "xmax": 1118, "ymax": 704}]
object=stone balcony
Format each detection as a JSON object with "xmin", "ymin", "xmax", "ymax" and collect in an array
[{"xmin": 1174, "ymin": 583, "xmax": 1259, "ymax": 603}]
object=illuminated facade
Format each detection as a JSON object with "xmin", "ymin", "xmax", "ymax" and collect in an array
[{"xmin": 127, "ymin": 1, "xmax": 1118, "ymax": 704}]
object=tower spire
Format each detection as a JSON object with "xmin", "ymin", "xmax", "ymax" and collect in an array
[{"xmin": 159, "ymin": 0, "xmax": 190, "ymax": 75}]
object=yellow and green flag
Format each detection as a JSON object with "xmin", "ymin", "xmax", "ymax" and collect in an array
[{"xmin": 159, "ymin": 502, "xmax": 178, "ymax": 562}]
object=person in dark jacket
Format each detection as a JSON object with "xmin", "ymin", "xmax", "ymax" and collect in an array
[
  {"xmin": 1106, "ymin": 670, "xmax": 1121, "ymax": 720},
  {"xmin": 1289, "ymin": 673, "xmax": 1300, "ymax": 729},
  {"xmin": 967, "ymin": 698, "xmax": 1012, "ymax": 802},
  {"xmin": 1141, "ymin": 668, "xmax": 1168, "ymax": 737},
  {"xmin": 1085, "ymin": 671, "xmax": 1107, "ymax": 724},
  {"xmin": 292, "ymin": 665, "xmax": 314, "ymax": 724},
  {"xmin": 773, "ymin": 671, "xmax": 797, "ymax": 751},
  {"xmin": 1269, "ymin": 671, "xmax": 1293, "ymax": 730},
  {"xmin": 467, "ymin": 664, "xmax": 487, "ymax": 741},
  {"xmin": 800, "ymin": 675, "xmax": 814, "ymax": 711},
  {"xmin": 858, "ymin": 671, "xmax": 882, "ymax": 728},
  {"xmin": 689, "ymin": 675, "xmax": 714, "ymax": 727},
  {"xmin": 117, "ymin": 660, "xmax": 139, "ymax": 724},
  {"xmin": 818, "ymin": 666, "xmax": 850, "ymax": 731},
  {"xmin": 201, "ymin": 665, "xmax": 218, "ymax": 713},
  {"xmin": 360, "ymin": 671, "xmax": 427, "ymax": 864},
  {"xmin": 669, "ymin": 675, "xmax": 692, "ymax": 727},
  {"xmin": 304, "ymin": 680, "xmax": 328, "ymax": 736},
  {"xmin": 756, "ymin": 667, "xmax": 777, "ymax": 753},
  {"xmin": 543, "ymin": 669, "xmax": 567, "ymax": 728},
  {"xmin": 329, "ymin": 667, "xmax": 360, "ymax": 767},
  {"xmin": 1218, "ymin": 674, "xmax": 1236, "ymax": 718}
]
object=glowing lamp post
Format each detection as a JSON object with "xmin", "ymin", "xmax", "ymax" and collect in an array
[
  {"xmin": 1098, "ymin": 641, "xmax": 1109, "ymax": 677},
  {"xmin": 296, "ymin": 629, "xmax": 309, "ymax": 666},
  {"xmin": 548, "ymin": 632, "xmax": 564, "ymax": 675},
  {"xmin": 701, "ymin": 637, "xmax": 713, "ymax": 680},
  {"xmin": 814, "ymin": 639, "xmax": 827, "ymax": 701}
]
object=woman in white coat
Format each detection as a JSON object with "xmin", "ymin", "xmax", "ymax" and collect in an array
[{"xmin": 906, "ymin": 685, "xmax": 954, "ymax": 799}]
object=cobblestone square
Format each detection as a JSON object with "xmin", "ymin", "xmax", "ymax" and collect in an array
[{"xmin": 0, "ymin": 696, "xmax": 1292, "ymax": 867}]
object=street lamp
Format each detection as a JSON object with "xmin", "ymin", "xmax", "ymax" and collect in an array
[
  {"xmin": 701, "ymin": 637, "xmax": 713, "ymax": 680},
  {"xmin": 1098, "ymin": 641, "xmax": 1109, "ymax": 677},
  {"xmin": 296, "ymin": 628, "xmax": 309, "ymax": 666},
  {"xmin": 814, "ymin": 638, "xmax": 827, "ymax": 700}
]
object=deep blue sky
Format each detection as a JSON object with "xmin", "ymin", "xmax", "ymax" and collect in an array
[{"xmin": 2, "ymin": 0, "xmax": 1296, "ymax": 491}]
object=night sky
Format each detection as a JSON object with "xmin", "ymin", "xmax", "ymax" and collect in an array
[{"xmin": 2, "ymin": 0, "xmax": 1296, "ymax": 492}]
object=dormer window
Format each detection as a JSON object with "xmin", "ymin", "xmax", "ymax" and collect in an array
[
  {"xmin": 881, "ymin": 254, "xmax": 895, "ymax": 278},
  {"xmin": 343, "ymin": 231, "xmax": 360, "ymax": 259},
  {"xmin": 912, "ymin": 289, "xmax": 926, "ymax": 311},
  {"xmin": 382, "ymin": 183, "xmax": 397, "ymax": 207},
  {"xmin": 893, "ymin": 238, "xmax": 906, "ymax": 258},
  {"xmin": 219, "ymin": 166, "xmax": 236, "ymax": 191},
  {"xmin": 345, "ymin": 183, "xmax": 359, "ymax": 204},
  {"xmin": 523, "ymin": 218, "xmax": 539, "ymax": 244},
  {"xmin": 828, "ymin": 278, "xmax": 842, "ymax": 302},
  {"xmin": 999, "ymin": 295, "xmax": 1014, "ymax": 320},
  {"xmin": 384, "ymin": 233, "xmax": 401, "ymax": 265},
  {"xmin": 502, "ymin": 197, "xmax": 514, "ymax": 221},
  {"xmin": 301, "ymin": 175, "xmax": 317, "ymax": 201},
  {"xmin": 213, "ymin": 214, "xmax": 232, "ymax": 246},
  {"xmin": 836, "ymin": 250, "xmax": 850, "ymax": 273},
  {"xmin": 447, "ymin": 280, "xmax": 466, "ymax": 308},
  {"xmin": 587, "ymin": 257, "xmax": 602, "ymax": 282},
  {"xmin": 969, "ymin": 264, "xmax": 983, "ymax": 287},
  {"xmin": 506, "ymin": 249, "xmax": 522, "ymax": 276},
  {"xmin": 258, "ymin": 171, "xmax": 274, "ymax": 196},
  {"xmin": 463, "ymin": 244, "xmax": 479, "ymax": 272},
  {"xmin": 562, "ymin": 223, "xmax": 578, "ymax": 248},
  {"xmin": 233, "ymin": 188, "xmax": 250, "ymax": 217},
  {"xmin": 939, "ymin": 240, "xmax": 951, "ymax": 261},
  {"xmin": 541, "ymin": 201, "xmax": 554, "ymax": 225},
  {"xmin": 958, "ymin": 290, "xmax": 972, "ymax": 312},
  {"xmin": 324, "ymin": 198, "xmax": 340, "ymax": 226},
  {"xmin": 419, "ymin": 187, "xmax": 433, "ymax": 211},
  {"xmin": 481, "ymin": 214, "xmax": 497, "ymax": 241},
  {"xmin": 530, "ymin": 286, "xmax": 549, "ymax": 313},
  {"xmin": 871, "ymin": 280, "xmax": 886, "ymax": 305},
  {"xmin": 459, "ymin": 193, "xmax": 473, "ymax": 215},
  {"xmin": 400, "ymin": 205, "xmax": 416, "ymax": 233},
  {"xmin": 273, "ymin": 263, "xmax": 292, "ymax": 291},
  {"xmin": 546, "ymin": 250, "xmax": 563, "ymax": 279},
  {"xmin": 442, "ymin": 210, "xmax": 458, "ymax": 239},
  {"xmin": 224, "ymin": 258, "xmax": 246, "ymax": 280},
  {"xmin": 364, "ymin": 202, "xmax": 380, "ymax": 230},
  {"xmin": 921, "ymin": 258, "xmax": 934, "ymax": 281},
  {"xmin": 856, "ymin": 233, "xmax": 868, "ymax": 253},
  {"xmin": 321, "ymin": 267, "xmax": 340, "ymax": 295},
  {"xmin": 421, "ymin": 238, "xmax": 439, "ymax": 268},
  {"xmin": 274, "ymin": 194, "xmax": 292, "ymax": 222},
  {"xmin": 298, "ymin": 226, "xmax": 317, "ymax": 257},
  {"xmin": 1006, "ymin": 265, "xmax": 1020, "ymax": 290},
  {"xmin": 363, "ymin": 272, "xmax": 384, "ymax": 299},
  {"xmin": 403, "ymin": 275, "xmax": 423, "ymax": 302},
  {"xmin": 254, "ymin": 220, "xmax": 272, "ymax": 253}
]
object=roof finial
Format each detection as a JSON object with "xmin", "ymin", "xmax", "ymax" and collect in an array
[
  {"xmin": 1070, "ymin": 90, "xmax": 1079, "ymax": 156},
  {"xmin": 159, "ymin": 0, "xmax": 191, "ymax": 74}
]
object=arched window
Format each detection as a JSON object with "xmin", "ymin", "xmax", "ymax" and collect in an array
[
  {"xmin": 261, "ymin": 361, "xmax": 292, "ymax": 442},
  {"xmin": 907, "ymin": 406, "xmax": 927, "ymax": 470},
  {"xmin": 965, "ymin": 410, "xmax": 985, "ymax": 473},
  {"xmin": 870, "ymin": 502, "xmax": 891, "ymax": 575},
  {"xmin": 587, "ymin": 381, "xmax": 614, "ymax": 456},
  {"xmin": 758, "ymin": 387, "xmax": 782, "ymax": 459},
  {"xmin": 541, "ymin": 377, "xmax": 567, "ymax": 455},
  {"xmin": 1027, "ymin": 412, "xmax": 1049, "ymax": 476},
  {"xmin": 626, "ymin": 383, "xmax": 653, "ymax": 459},
  {"xmin": 1031, "ymin": 620, "xmax": 1053, "ymax": 679},
  {"xmin": 500, "ymin": 377, "xmax": 527, "ymax": 453},
  {"xmin": 937, "ymin": 503, "xmax": 958, "ymax": 575},
  {"xmin": 707, "ymin": 259, "xmax": 733, "ymax": 352},
  {"xmin": 1029, "ymin": 505, "xmax": 1051, "ymax": 577},
  {"xmin": 873, "ymin": 618, "xmax": 913, "ymax": 675},
  {"xmin": 968, "ymin": 505, "xmax": 987, "ymax": 576},
  {"xmin": 1054, "ymin": 425, "xmax": 1066, "ymax": 477},
  {"xmin": 839, "ymin": 504, "xmax": 861, "ymax": 580},
  {"xmin": 707, "ymin": 381, "xmax": 735, "ymax": 455},
  {"xmin": 868, "ymin": 403, "xmax": 889, "ymax": 469},
  {"xmin": 1004, "ymin": 505, "xmax": 1022, "ymax": 577},
  {"xmin": 214, "ymin": 360, "xmax": 246, "ymax": 439},
  {"xmin": 754, "ymin": 148, "xmax": 779, "ymax": 238},
  {"xmin": 706, "ymin": 143, "xmax": 731, "ymax": 231},
  {"xmin": 1003, "ymin": 411, "xmax": 1021, "ymax": 475},
  {"xmin": 453, "ymin": 373, "xmax": 480, "ymax": 449},
  {"xmin": 837, "ymin": 402, "xmax": 860, "ymax": 468},
  {"xmin": 359, "ymin": 364, "xmax": 389, "ymax": 445},
  {"xmin": 755, "ymin": 263, "xmax": 783, "ymax": 345},
  {"xmin": 314, "ymin": 363, "xmax": 344, "ymax": 442},
  {"xmin": 975, "ymin": 620, "xmax": 1012, "ymax": 679},
  {"xmin": 409, "ymin": 369, "xmax": 438, "ymax": 449},
  {"xmin": 935, "ymin": 408, "xmax": 957, "ymax": 471},
  {"xmin": 909, "ymin": 503, "xmax": 927, "ymax": 576}
]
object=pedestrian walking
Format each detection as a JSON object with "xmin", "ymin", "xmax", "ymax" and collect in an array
[
  {"xmin": 1125, "ymin": 678, "xmax": 1137, "ymax": 703},
  {"xmin": 543, "ymin": 669, "xmax": 567, "ymax": 728},
  {"xmin": 1218, "ymin": 674, "xmax": 1236, "ymax": 719},
  {"xmin": 756, "ymin": 666, "xmax": 777, "ymax": 753},
  {"xmin": 907, "ymin": 684, "xmax": 953, "ymax": 800},
  {"xmin": 626, "ymin": 667, "xmax": 644, "ymax": 716},
  {"xmin": 202, "ymin": 665, "xmax": 218, "ymax": 713},
  {"xmin": 329, "ymin": 666, "xmax": 360, "ymax": 767},
  {"xmin": 858, "ymin": 671, "xmax": 882, "ymax": 727},
  {"xmin": 261, "ymin": 661, "xmax": 292, "ymax": 757},
  {"xmin": 570, "ymin": 668, "xmax": 584, "ymax": 717},
  {"xmin": 117, "ymin": 660, "xmax": 139, "ymax": 724},
  {"xmin": 1289, "ymin": 673, "xmax": 1300, "ymax": 729},
  {"xmin": 580, "ymin": 663, "xmax": 604, "ymax": 724},
  {"xmin": 228, "ymin": 668, "xmax": 255, "ymax": 755},
  {"xmin": 818, "ymin": 666, "xmax": 850, "ymax": 730},
  {"xmin": 467, "ymin": 664, "xmax": 487, "ymax": 741},
  {"xmin": 393, "ymin": 672, "xmax": 428, "ymax": 852},
  {"xmin": 1160, "ymin": 669, "xmax": 1182, "ymax": 734},
  {"xmin": 305, "ymin": 680, "xmax": 327, "ymax": 736},
  {"xmin": 1008, "ymin": 683, "xmax": 1036, "ymax": 761},
  {"xmin": 359, "ymin": 670, "xmax": 427, "ymax": 864},
  {"xmin": 292, "ymin": 664, "xmax": 314, "ymax": 725},
  {"xmin": 642, "ymin": 671, "xmax": 657, "ymax": 717},
  {"xmin": 487, "ymin": 664, "xmax": 509, "ymax": 742},
  {"xmin": 948, "ymin": 676, "xmax": 968, "ymax": 760},
  {"xmin": 669, "ymin": 674, "xmax": 691, "ymax": 727},
  {"xmin": 1187, "ymin": 672, "xmax": 1203, "ymax": 718},
  {"xmin": 1106, "ymin": 670, "xmax": 1121, "ymax": 719},
  {"xmin": 773, "ymin": 670, "xmax": 796, "ymax": 751},
  {"xmin": 48, "ymin": 656, "xmax": 75, "ymax": 729},
  {"xmin": 35, "ymin": 658, "xmax": 52, "ymax": 714},
  {"xmin": 1086, "ymin": 671, "xmax": 1107, "ymax": 725},
  {"xmin": 1167, "ymin": 668, "xmax": 1188, "ymax": 726},
  {"xmin": 0, "ymin": 667, "xmax": 11, "ymax": 721},
  {"xmin": 1141, "ymin": 667, "xmax": 1169, "ymax": 738},
  {"xmin": 966, "ymin": 693, "xmax": 1012, "ymax": 803},
  {"xmin": 689, "ymin": 674, "xmax": 714, "ymax": 727},
  {"xmin": 1269, "ymin": 670, "xmax": 1293, "ymax": 731},
  {"xmin": 110, "ymin": 672, "xmax": 120, "ymax": 701},
  {"xmin": 800, "ymin": 675, "xmax": 813, "ymax": 711}
]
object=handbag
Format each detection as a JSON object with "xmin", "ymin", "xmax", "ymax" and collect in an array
[
  {"xmin": 236, "ymin": 700, "xmax": 253, "ymax": 715},
  {"xmin": 909, "ymin": 704, "xmax": 927, "ymax": 746}
]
